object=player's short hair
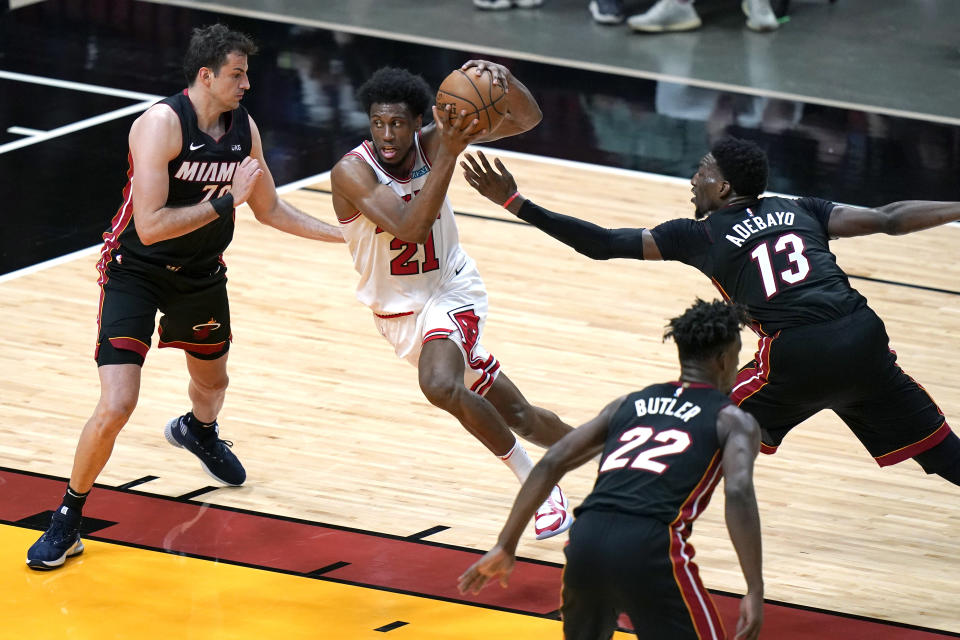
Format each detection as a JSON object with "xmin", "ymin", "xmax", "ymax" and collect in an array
[
  {"xmin": 356, "ymin": 67, "xmax": 433, "ymax": 119},
  {"xmin": 710, "ymin": 137, "xmax": 768, "ymax": 197},
  {"xmin": 183, "ymin": 24, "xmax": 257, "ymax": 85},
  {"xmin": 664, "ymin": 299, "xmax": 748, "ymax": 362}
]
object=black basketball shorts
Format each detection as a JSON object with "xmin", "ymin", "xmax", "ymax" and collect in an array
[
  {"xmin": 95, "ymin": 258, "xmax": 231, "ymax": 366},
  {"xmin": 562, "ymin": 510, "xmax": 726, "ymax": 640},
  {"xmin": 731, "ymin": 306, "xmax": 950, "ymax": 466}
]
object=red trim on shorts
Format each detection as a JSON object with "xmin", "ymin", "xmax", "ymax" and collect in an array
[
  {"xmin": 760, "ymin": 442, "xmax": 779, "ymax": 456},
  {"xmin": 730, "ymin": 334, "xmax": 776, "ymax": 406},
  {"xmin": 468, "ymin": 353, "xmax": 500, "ymax": 396},
  {"xmin": 374, "ymin": 310, "xmax": 413, "ymax": 319},
  {"xmin": 157, "ymin": 339, "xmax": 228, "ymax": 354},
  {"xmin": 668, "ymin": 453, "xmax": 726, "ymax": 639},
  {"xmin": 875, "ymin": 421, "xmax": 952, "ymax": 467},
  {"xmin": 423, "ymin": 328, "xmax": 453, "ymax": 343},
  {"xmin": 94, "ymin": 151, "xmax": 136, "ymax": 360},
  {"xmin": 340, "ymin": 210, "xmax": 362, "ymax": 224},
  {"xmin": 108, "ymin": 337, "xmax": 150, "ymax": 358}
]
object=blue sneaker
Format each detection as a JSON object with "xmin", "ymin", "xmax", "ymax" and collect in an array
[
  {"xmin": 164, "ymin": 414, "xmax": 246, "ymax": 486},
  {"xmin": 26, "ymin": 507, "xmax": 84, "ymax": 570}
]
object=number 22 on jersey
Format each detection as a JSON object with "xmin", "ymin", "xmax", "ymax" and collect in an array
[{"xmin": 599, "ymin": 426, "xmax": 692, "ymax": 475}]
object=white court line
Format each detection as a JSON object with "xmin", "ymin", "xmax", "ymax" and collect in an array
[
  {"xmin": 7, "ymin": 126, "xmax": 46, "ymax": 136},
  {"xmin": 0, "ymin": 100, "xmax": 156, "ymax": 155},
  {"xmin": 4, "ymin": 148, "xmax": 957, "ymax": 283},
  {"xmin": 0, "ymin": 71, "xmax": 164, "ymax": 155},
  {"xmin": 0, "ymin": 70, "xmax": 163, "ymax": 101},
  {"xmin": 142, "ymin": 0, "xmax": 960, "ymax": 128}
]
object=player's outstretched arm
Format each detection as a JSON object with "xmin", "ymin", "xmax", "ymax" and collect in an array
[
  {"xmin": 717, "ymin": 405, "xmax": 763, "ymax": 640},
  {"xmin": 828, "ymin": 201, "xmax": 960, "ymax": 239},
  {"xmin": 460, "ymin": 151, "xmax": 661, "ymax": 260},
  {"xmin": 459, "ymin": 60, "xmax": 542, "ymax": 142},
  {"xmin": 244, "ymin": 117, "xmax": 343, "ymax": 242},
  {"xmin": 457, "ymin": 397, "xmax": 619, "ymax": 596}
]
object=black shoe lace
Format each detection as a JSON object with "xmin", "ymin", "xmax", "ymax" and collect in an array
[
  {"xmin": 196, "ymin": 429, "xmax": 234, "ymax": 462},
  {"xmin": 44, "ymin": 515, "xmax": 79, "ymax": 545}
]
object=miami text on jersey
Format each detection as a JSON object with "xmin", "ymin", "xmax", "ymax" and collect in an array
[{"xmin": 173, "ymin": 161, "xmax": 239, "ymax": 183}]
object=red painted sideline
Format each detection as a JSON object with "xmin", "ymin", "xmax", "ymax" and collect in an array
[{"xmin": 2, "ymin": 469, "xmax": 955, "ymax": 638}]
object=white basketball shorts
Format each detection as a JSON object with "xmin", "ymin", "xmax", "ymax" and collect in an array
[{"xmin": 372, "ymin": 259, "xmax": 501, "ymax": 396}]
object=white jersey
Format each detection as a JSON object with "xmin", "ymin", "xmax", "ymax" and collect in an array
[{"xmin": 339, "ymin": 132, "xmax": 470, "ymax": 316}]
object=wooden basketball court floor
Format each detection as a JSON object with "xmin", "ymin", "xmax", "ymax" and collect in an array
[{"xmin": 2, "ymin": 150, "xmax": 959, "ymax": 638}]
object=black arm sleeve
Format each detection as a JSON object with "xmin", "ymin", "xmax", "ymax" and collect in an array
[{"xmin": 516, "ymin": 200, "xmax": 645, "ymax": 260}]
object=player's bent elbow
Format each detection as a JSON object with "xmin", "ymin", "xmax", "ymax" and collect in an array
[
  {"xmin": 137, "ymin": 229, "xmax": 159, "ymax": 245},
  {"xmin": 394, "ymin": 225, "xmax": 431, "ymax": 244}
]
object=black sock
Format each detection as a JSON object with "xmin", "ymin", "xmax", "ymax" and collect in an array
[
  {"xmin": 185, "ymin": 411, "xmax": 216, "ymax": 432},
  {"xmin": 61, "ymin": 485, "xmax": 89, "ymax": 514}
]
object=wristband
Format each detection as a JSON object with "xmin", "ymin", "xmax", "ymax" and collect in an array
[
  {"xmin": 502, "ymin": 191, "xmax": 521, "ymax": 209},
  {"xmin": 211, "ymin": 192, "xmax": 235, "ymax": 218}
]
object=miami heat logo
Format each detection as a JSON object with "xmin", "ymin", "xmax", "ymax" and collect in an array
[{"xmin": 192, "ymin": 318, "xmax": 222, "ymax": 340}]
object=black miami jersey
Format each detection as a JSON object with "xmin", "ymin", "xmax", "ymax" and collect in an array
[
  {"xmin": 101, "ymin": 90, "xmax": 252, "ymax": 273},
  {"xmin": 650, "ymin": 196, "xmax": 867, "ymax": 335},
  {"xmin": 576, "ymin": 382, "xmax": 730, "ymax": 526}
]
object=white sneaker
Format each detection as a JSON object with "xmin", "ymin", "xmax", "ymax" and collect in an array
[
  {"xmin": 473, "ymin": 0, "xmax": 511, "ymax": 9},
  {"xmin": 534, "ymin": 485, "xmax": 573, "ymax": 540},
  {"xmin": 627, "ymin": 0, "xmax": 702, "ymax": 32},
  {"xmin": 473, "ymin": 0, "xmax": 543, "ymax": 9},
  {"xmin": 742, "ymin": 0, "xmax": 780, "ymax": 31}
]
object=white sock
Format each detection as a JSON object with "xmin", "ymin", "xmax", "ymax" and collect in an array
[{"xmin": 499, "ymin": 440, "xmax": 535, "ymax": 483}]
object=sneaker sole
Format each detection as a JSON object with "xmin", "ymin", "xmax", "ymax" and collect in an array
[
  {"xmin": 588, "ymin": 3, "xmax": 624, "ymax": 24},
  {"xmin": 628, "ymin": 18, "xmax": 702, "ymax": 32},
  {"xmin": 742, "ymin": 0, "xmax": 779, "ymax": 31},
  {"xmin": 535, "ymin": 512, "xmax": 574, "ymax": 540},
  {"xmin": 26, "ymin": 539, "xmax": 85, "ymax": 571},
  {"xmin": 164, "ymin": 417, "xmax": 245, "ymax": 487}
]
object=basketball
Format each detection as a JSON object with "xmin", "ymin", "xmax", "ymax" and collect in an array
[{"xmin": 436, "ymin": 68, "xmax": 507, "ymax": 133}]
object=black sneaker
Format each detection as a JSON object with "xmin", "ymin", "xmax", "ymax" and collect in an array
[
  {"xmin": 589, "ymin": 0, "xmax": 625, "ymax": 24},
  {"xmin": 26, "ymin": 507, "xmax": 84, "ymax": 570},
  {"xmin": 164, "ymin": 414, "xmax": 246, "ymax": 486}
]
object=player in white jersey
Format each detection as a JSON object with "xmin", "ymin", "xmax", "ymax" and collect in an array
[{"xmin": 331, "ymin": 62, "xmax": 574, "ymax": 540}]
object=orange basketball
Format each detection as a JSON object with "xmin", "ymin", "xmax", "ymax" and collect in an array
[{"xmin": 436, "ymin": 68, "xmax": 507, "ymax": 133}]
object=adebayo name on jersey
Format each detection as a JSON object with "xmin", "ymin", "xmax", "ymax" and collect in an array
[{"xmin": 725, "ymin": 210, "xmax": 796, "ymax": 247}]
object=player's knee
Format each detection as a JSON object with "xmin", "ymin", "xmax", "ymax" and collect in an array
[
  {"xmin": 192, "ymin": 372, "xmax": 229, "ymax": 397},
  {"xmin": 419, "ymin": 372, "xmax": 461, "ymax": 410},
  {"xmin": 93, "ymin": 397, "xmax": 137, "ymax": 435}
]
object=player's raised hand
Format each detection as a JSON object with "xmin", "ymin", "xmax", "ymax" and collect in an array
[
  {"xmin": 432, "ymin": 105, "xmax": 484, "ymax": 156},
  {"xmin": 460, "ymin": 59, "xmax": 509, "ymax": 91},
  {"xmin": 461, "ymin": 151, "xmax": 518, "ymax": 207},
  {"xmin": 457, "ymin": 545, "xmax": 515, "ymax": 595},
  {"xmin": 231, "ymin": 155, "xmax": 264, "ymax": 206}
]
